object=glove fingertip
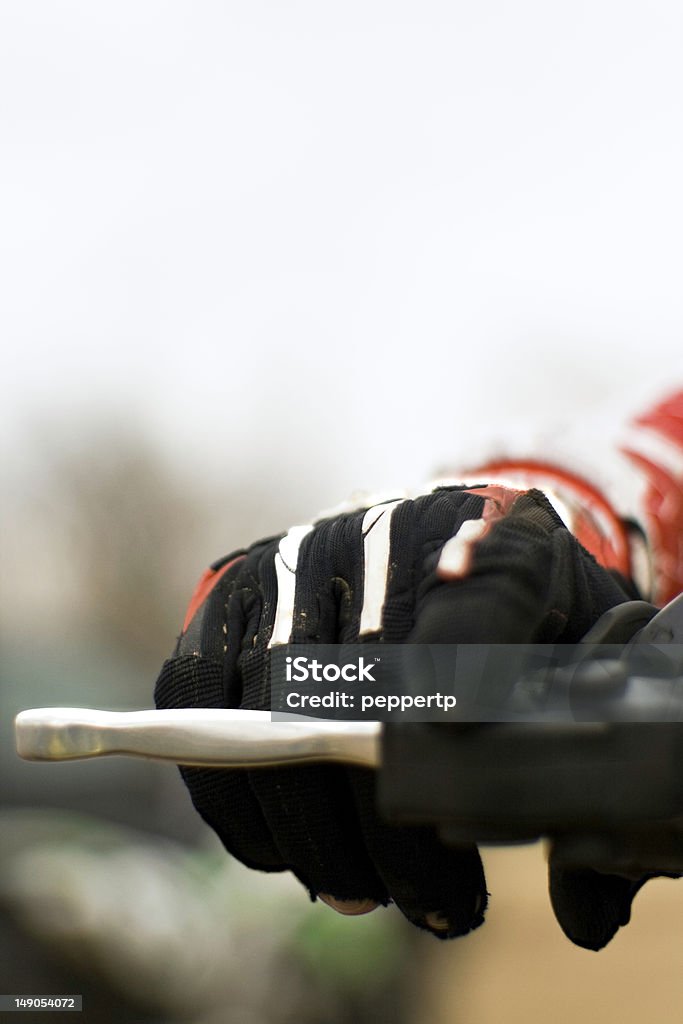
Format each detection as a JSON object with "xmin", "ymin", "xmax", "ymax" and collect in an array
[{"xmin": 549, "ymin": 865, "xmax": 644, "ymax": 951}]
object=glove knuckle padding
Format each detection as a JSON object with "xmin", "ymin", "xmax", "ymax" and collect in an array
[
  {"xmin": 412, "ymin": 491, "xmax": 631, "ymax": 646},
  {"xmin": 289, "ymin": 510, "xmax": 366, "ymax": 643}
]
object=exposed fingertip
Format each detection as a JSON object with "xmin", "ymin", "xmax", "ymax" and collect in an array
[
  {"xmin": 424, "ymin": 911, "xmax": 451, "ymax": 931},
  {"xmin": 421, "ymin": 890, "xmax": 488, "ymax": 939},
  {"xmin": 318, "ymin": 894, "xmax": 380, "ymax": 915}
]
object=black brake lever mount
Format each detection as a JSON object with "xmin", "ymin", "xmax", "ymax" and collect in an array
[{"xmin": 378, "ymin": 596, "xmax": 683, "ymax": 874}]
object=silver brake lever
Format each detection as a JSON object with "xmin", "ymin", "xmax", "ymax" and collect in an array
[{"xmin": 14, "ymin": 708, "xmax": 381, "ymax": 769}]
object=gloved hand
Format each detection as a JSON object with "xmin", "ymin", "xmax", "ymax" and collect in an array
[{"xmin": 154, "ymin": 483, "xmax": 664, "ymax": 949}]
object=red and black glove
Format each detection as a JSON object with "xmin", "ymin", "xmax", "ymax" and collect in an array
[{"xmin": 154, "ymin": 483, "xmax": 656, "ymax": 948}]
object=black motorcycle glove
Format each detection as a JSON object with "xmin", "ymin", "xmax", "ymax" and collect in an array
[{"xmin": 154, "ymin": 483, "xmax": 646, "ymax": 947}]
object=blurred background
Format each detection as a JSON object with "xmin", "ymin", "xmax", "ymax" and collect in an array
[{"xmin": 2, "ymin": 2, "xmax": 683, "ymax": 1021}]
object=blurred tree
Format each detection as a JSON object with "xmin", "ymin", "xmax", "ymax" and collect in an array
[
  {"xmin": 2, "ymin": 416, "xmax": 324, "ymax": 676},
  {"xmin": 38, "ymin": 426, "xmax": 210, "ymax": 673}
]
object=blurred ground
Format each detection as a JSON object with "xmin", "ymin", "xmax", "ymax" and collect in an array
[{"xmin": 412, "ymin": 844, "xmax": 683, "ymax": 1024}]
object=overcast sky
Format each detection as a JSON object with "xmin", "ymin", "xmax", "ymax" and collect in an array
[{"xmin": 2, "ymin": 1, "xmax": 683, "ymax": 503}]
